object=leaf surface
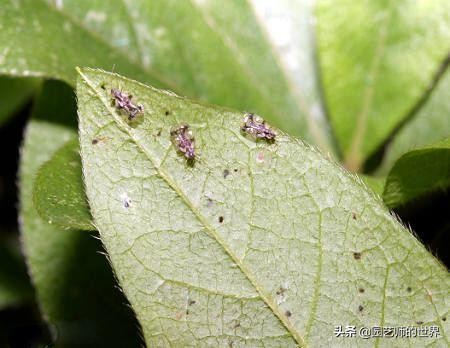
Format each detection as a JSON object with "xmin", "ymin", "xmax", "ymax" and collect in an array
[
  {"xmin": 33, "ymin": 139, "xmax": 94, "ymax": 231},
  {"xmin": 77, "ymin": 68, "xmax": 450, "ymax": 347},
  {"xmin": 383, "ymin": 138, "xmax": 450, "ymax": 208},
  {"xmin": 0, "ymin": 0, "xmax": 333, "ymax": 150},
  {"xmin": 19, "ymin": 80, "xmax": 142, "ymax": 347},
  {"xmin": 316, "ymin": 0, "xmax": 450, "ymax": 169}
]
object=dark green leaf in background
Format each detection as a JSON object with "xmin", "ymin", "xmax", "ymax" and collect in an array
[
  {"xmin": 77, "ymin": 68, "xmax": 449, "ymax": 347},
  {"xmin": 0, "ymin": 76, "xmax": 39, "ymax": 126},
  {"xmin": 33, "ymin": 139, "xmax": 94, "ymax": 231},
  {"xmin": 317, "ymin": 0, "xmax": 450, "ymax": 170},
  {"xmin": 383, "ymin": 138, "xmax": 450, "ymax": 208},
  {"xmin": 0, "ymin": 236, "xmax": 33, "ymax": 310},
  {"xmin": 19, "ymin": 80, "xmax": 142, "ymax": 347},
  {"xmin": 360, "ymin": 174, "xmax": 385, "ymax": 198},
  {"xmin": 0, "ymin": 0, "xmax": 159, "ymax": 87}
]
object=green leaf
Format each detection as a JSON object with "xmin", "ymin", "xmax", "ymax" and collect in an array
[
  {"xmin": 383, "ymin": 138, "xmax": 450, "ymax": 208},
  {"xmin": 380, "ymin": 68, "xmax": 450, "ymax": 175},
  {"xmin": 360, "ymin": 174, "xmax": 385, "ymax": 197},
  {"xmin": 316, "ymin": 0, "xmax": 450, "ymax": 170},
  {"xmin": 0, "ymin": 236, "xmax": 33, "ymax": 309},
  {"xmin": 19, "ymin": 80, "xmax": 142, "ymax": 347},
  {"xmin": 0, "ymin": 76, "xmax": 39, "ymax": 126},
  {"xmin": 0, "ymin": 0, "xmax": 161, "ymax": 86},
  {"xmin": 0, "ymin": 0, "xmax": 333, "ymax": 151},
  {"xmin": 77, "ymin": 68, "xmax": 450, "ymax": 346},
  {"xmin": 33, "ymin": 139, "xmax": 94, "ymax": 231}
]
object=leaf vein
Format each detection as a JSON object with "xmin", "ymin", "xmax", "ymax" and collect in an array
[{"xmin": 78, "ymin": 69, "xmax": 307, "ymax": 347}]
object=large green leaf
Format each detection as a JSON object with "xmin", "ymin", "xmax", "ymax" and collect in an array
[
  {"xmin": 316, "ymin": 0, "xmax": 450, "ymax": 170},
  {"xmin": 77, "ymin": 68, "xmax": 449, "ymax": 346},
  {"xmin": 380, "ymin": 68, "xmax": 450, "ymax": 175},
  {"xmin": 19, "ymin": 80, "xmax": 142, "ymax": 347},
  {"xmin": 383, "ymin": 138, "xmax": 450, "ymax": 208},
  {"xmin": 0, "ymin": 0, "xmax": 333, "ymax": 151},
  {"xmin": 0, "ymin": 0, "xmax": 158, "ymax": 86},
  {"xmin": 33, "ymin": 139, "xmax": 94, "ymax": 231},
  {"xmin": 0, "ymin": 76, "xmax": 39, "ymax": 126}
]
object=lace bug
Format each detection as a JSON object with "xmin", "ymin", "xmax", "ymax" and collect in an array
[
  {"xmin": 241, "ymin": 113, "xmax": 276, "ymax": 141},
  {"xmin": 110, "ymin": 88, "xmax": 144, "ymax": 120},
  {"xmin": 170, "ymin": 123, "xmax": 196, "ymax": 160}
]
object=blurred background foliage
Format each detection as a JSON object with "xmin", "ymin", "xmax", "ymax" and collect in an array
[{"xmin": 0, "ymin": 0, "xmax": 449, "ymax": 346}]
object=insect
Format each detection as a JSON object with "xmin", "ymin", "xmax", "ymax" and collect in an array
[
  {"xmin": 170, "ymin": 123, "xmax": 196, "ymax": 160},
  {"xmin": 241, "ymin": 113, "xmax": 276, "ymax": 140},
  {"xmin": 110, "ymin": 88, "xmax": 144, "ymax": 120},
  {"xmin": 91, "ymin": 136, "xmax": 108, "ymax": 145}
]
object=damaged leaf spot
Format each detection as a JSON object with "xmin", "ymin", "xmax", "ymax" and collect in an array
[
  {"xmin": 188, "ymin": 299, "xmax": 196, "ymax": 306},
  {"xmin": 92, "ymin": 138, "xmax": 99, "ymax": 145},
  {"xmin": 223, "ymin": 169, "xmax": 230, "ymax": 178},
  {"xmin": 353, "ymin": 252, "xmax": 362, "ymax": 260},
  {"xmin": 352, "ymin": 212, "xmax": 357, "ymax": 220},
  {"xmin": 358, "ymin": 287, "xmax": 365, "ymax": 293},
  {"xmin": 256, "ymin": 151, "xmax": 265, "ymax": 164},
  {"xmin": 426, "ymin": 289, "xmax": 433, "ymax": 302},
  {"xmin": 241, "ymin": 113, "xmax": 276, "ymax": 141},
  {"xmin": 170, "ymin": 123, "xmax": 195, "ymax": 161},
  {"xmin": 285, "ymin": 310, "xmax": 292, "ymax": 318},
  {"xmin": 276, "ymin": 286, "xmax": 288, "ymax": 305},
  {"xmin": 276, "ymin": 286, "xmax": 287, "ymax": 295},
  {"xmin": 358, "ymin": 305, "xmax": 364, "ymax": 312},
  {"xmin": 407, "ymin": 287, "xmax": 412, "ymax": 292},
  {"xmin": 111, "ymin": 88, "xmax": 144, "ymax": 120},
  {"xmin": 120, "ymin": 193, "xmax": 132, "ymax": 209}
]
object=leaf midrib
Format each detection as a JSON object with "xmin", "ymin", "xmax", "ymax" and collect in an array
[
  {"xmin": 78, "ymin": 68, "xmax": 307, "ymax": 347},
  {"xmin": 188, "ymin": 0, "xmax": 296, "ymax": 130},
  {"xmin": 345, "ymin": 9, "xmax": 392, "ymax": 171}
]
